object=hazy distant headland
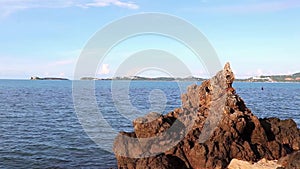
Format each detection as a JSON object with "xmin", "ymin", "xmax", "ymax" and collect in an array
[
  {"xmin": 237, "ymin": 72, "xmax": 300, "ymax": 82},
  {"xmin": 29, "ymin": 72, "xmax": 300, "ymax": 82},
  {"xmin": 80, "ymin": 76, "xmax": 205, "ymax": 81},
  {"xmin": 80, "ymin": 72, "xmax": 300, "ymax": 82}
]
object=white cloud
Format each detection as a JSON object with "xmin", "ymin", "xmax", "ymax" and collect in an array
[
  {"xmin": 84, "ymin": 0, "xmax": 139, "ymax": 9},
  {"xmin": 44, "ymin": 72, "xmax": 50, "ymax": 76},
  {"xmin": 49, "ymin": 58, "xmax": 76, "ymax": 66},
  {"xmin": 0, "ymin": 0, "xmax": 73, "ymax": 17},
  {"xmin": 98, "ymin": 63, "xmax": 110, "ymax": 75},
  {"xmin": 0, "ymin": 0, "xmax": 139, "ymax": 17},
  {"xmin": 256, "ymin": 69, "xmax": 264, "ymax": 76},
  {"xmin": 59, "ymin": 72, "xmax": 65, "ymax": 77}
]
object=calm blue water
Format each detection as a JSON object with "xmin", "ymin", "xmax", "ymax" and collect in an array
[{"xmin": 0, "ymin": 80, "xmax": 299, "ymax": 168}]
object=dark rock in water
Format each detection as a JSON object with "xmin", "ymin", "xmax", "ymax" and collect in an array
[
  {"xmin": 113, "ymin": 63, "xmax": 300, "ymax": 169},
  {"xmin": 30, "ymin": 76, "xmax": 69, "ymax": 80}
]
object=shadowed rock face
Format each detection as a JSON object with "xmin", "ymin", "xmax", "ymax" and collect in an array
[{"xmin": 113, "ymin": 63, "xmax": 300, "ymax": 169}]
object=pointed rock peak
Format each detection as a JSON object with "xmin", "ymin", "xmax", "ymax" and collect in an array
[
  {"xmin": 223, "ymin": 62, "xmax": 235, "ymax": 87},
  {"xmin": 224, "ymin": 62, "xmax": 231, "ymax": 71},
  {"xmin": 210, "ymin": 62, "xmax": 235, "ymax": 91}
]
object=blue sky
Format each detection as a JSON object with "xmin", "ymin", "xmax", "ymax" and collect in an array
[{"xmin": 0, "ymin": 0, "xmax": 299, "ymax": 79}]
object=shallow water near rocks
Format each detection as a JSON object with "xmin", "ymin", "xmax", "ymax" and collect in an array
[{"xmin": 0, "ymin": 80, "xmax": 299, "ymax": 168}]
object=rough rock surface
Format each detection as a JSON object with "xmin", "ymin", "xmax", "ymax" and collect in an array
[
  {"xmin": 113, "ymin": 63, "xmax": 300, "ymax": 169},
  {"xmin": 228, "ymin": 158, "xmax": 282, "ymax": 169},
  {"xmin": 278, "ymin": 151, "xmax": 300, "ymax": 169}
]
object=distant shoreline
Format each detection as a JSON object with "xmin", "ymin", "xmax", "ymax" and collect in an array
[
  {"xmin": 79, "ymin": 73, "xmax": 300, "ymax": 83},
  {"xmin": 1, "ymin": 79, "xmax": 300, "ymax": 83},
  {"xmin": 2, "ymin": 73, "xmax": 300, "ymax": 83}
]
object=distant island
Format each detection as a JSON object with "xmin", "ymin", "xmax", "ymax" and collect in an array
[
  {"xmin": 80, "ymin": 76, "xmax": 205, "ymax": 81},
  {"xmin": 80, "ymin": 72, "xmax": 300, "ymax": 82},
  {"xmin": 30, "ymin": 76, "xmax": 69, "ymax": 80},
  {"xmin": 237, "ymin": 72, "xmax": 300, "ymax": 82}
]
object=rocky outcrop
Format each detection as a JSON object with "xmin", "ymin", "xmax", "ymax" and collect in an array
[
  {"xmin": 228, "ymin": 158, "xmax": 282, "ymax": 169},
  {"xmin": 113, "ymin": 63, "xmax": 300, "ymax": 169},
  {"xmin": 227, "ymin": 151, "xmax": 300, "ymax": 169}
]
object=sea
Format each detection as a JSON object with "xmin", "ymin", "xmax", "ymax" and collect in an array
[{"xmin": 0, "ymin": 80, "xmax": 299, "ymax": 169}]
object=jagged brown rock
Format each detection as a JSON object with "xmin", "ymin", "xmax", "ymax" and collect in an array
[
  {"xmin": 278, "ymin": 151, "xmax": 300, "ymax": 169},
  {"xmin": 113, "ymin": 63, "xmax": 300, "ymax": 169}
]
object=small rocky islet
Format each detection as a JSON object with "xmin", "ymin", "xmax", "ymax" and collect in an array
[
  {"xmin": 113, "ymin": 63, "xmax": 300, "ymax": 169},
  {"xmin": 30, "ymin": 76, "xmax": 69, "ymax": 80}
]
